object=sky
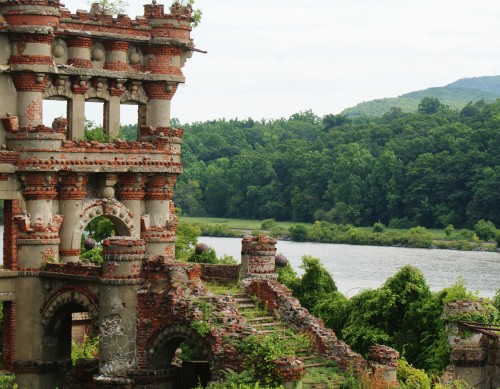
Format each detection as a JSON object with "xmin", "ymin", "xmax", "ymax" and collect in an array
[{"xmin": 57, "ymin": 0, "xmax": 500, "ymax": 124}]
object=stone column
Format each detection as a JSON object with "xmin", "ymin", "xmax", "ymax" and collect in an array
[
  {"xmin": 67, "ymin": 37, "xmax": 93, "ymax": 69},
  {"xmin": 108, "ymin": 79, "xmax": 126, "ymax": 138},
  {"xmin": 17, "ymin": 172, "xmax": 60, "ymax": 269},
  {"xmin": 104, "ymin": 41, "xmax": 129, "ymax": 72},
  {"xmin": 14, "ymin": 172, "xmax": 61, "ymax": 389},
  {"xmin": 143, "ymin": 81, "xmax": 176, "ymax": 130},
  {"xmin": 97, "ymin": 238, "xmax": 145, "ymax": 386},
  {"xmin": 241, "ymin": 235, "xmax": 277, "ymax": 279},
  {"xmin": 116, "ymin": 173, "xmax": 146, "ymax": 232},
  {"xmin": 142, "ymin": 174, "xmax": 176, "ymax": 259},
  {"xmin": 58, "ymin": 173, "xmax": 89, "ymax": 263},
  {"xmin": 10, "ymin": 72, "xmax": 49, "ymax": 128}
]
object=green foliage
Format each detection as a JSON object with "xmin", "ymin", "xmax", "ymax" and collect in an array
[
  {"xmin": 80, "ymin": 246, "xmax": 104, "ymax": 265},
  {"xmin": 80, "ymin": 215, "xmax": 115, "ymax": 264},
  {"xmin": 188, "ymin": 248, "xmax": 237, "ymax": 265},
  {"xmin": 276, "ymin": 263, "xmax": 301, "ymax": 293},
  {"xmin": 0, "ymin": 375, "xmax": 15, "ymax": 389},
  {"xmin": 473, "ymin": 219, "xmax": 497, "ymax": 241},
  {"xmin": 288, "ymin": 225, "xmax": 308, "ymax": 241},
  {"xmin": 71, "ymin": 336, "xmax": 99, "ymax": 365},
  {"xmin": 175, "ymin": 99, "xmax": 500, "ymax": 230},
  {"xmin": 174, "ymin": 0, "xmax": 202, "ymax": 27},
  {"xmin": 239, "ymin": 333, "xmax": 302, "ymax": 386},
  {"xmin": 87, "ymin": 0, "xmax": 128, "ymax": 14},
  {"xmin": 406, "ymin": 226, "xmax": 433, "ymax": 248},
  {"xmin": 496, "ymin": 231, "xmax": 500, "ymax": 248},
  {"xmin": 261, "ymin": 218, "xmax": 277, "ymax": 230},
  {"xmin": 418, "ymin": 97, "xmax": 444, "ymax": 115},
  {"xmin": 84, "ymin": 121, "xmax": 112, "ymax": 142},
  {"xmin": 190, "ymin": 320, "xmax": 211, "ymax": 337},
  {"xmin": 372, "ymin": 221, "xmax": 385, "ymax": 233},
  {"xmin": 444, "ymin": 224, "xmax": 454, "ymax": 237},
  {"xmin": 84, "ymin": 216, "xmax": 115, "ymax": 243},
  {"xmin": 296, "ymin": 256, "xmax": 337, "ymax": 311},
  {"xmin": 175, "ymin": 221, "xmax": 201, "ymax": 262},
  {"xmin": 397, "ymin": 359, "xmax": 431, "ymax": 389},
  {"xmin": 494, "ymin": 289, "xmax": 500, "ymax": 311}
]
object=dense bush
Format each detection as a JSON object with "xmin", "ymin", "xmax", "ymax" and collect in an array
[
  {"xmin": 473, "ymin": 219, "xmax": 497, "ymax": 241},
  {"xmin": 397, "ymin": 359, "xmax": 431, "ymax": 389}
]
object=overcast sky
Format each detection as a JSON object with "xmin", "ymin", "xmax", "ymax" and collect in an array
[{"xmin": 58, "ymin": 0, "xmax": 500, "ymax": 124}]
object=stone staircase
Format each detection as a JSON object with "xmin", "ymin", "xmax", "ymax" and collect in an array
[{"xmin": 233, "ymin": 292, "xmax": 346, "ymax": 388}]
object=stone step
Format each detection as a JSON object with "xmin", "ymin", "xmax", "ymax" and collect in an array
[
  {"xmin": 304, "ymin": 363, "xmax": 328, "ymax": 369},
  {"xmin": 237, "ymin": 303, "xmax": 257, "ymax": 309},
  {"xmin": 251, "ymin": 321, "xmax": 284, "ymax": 328},
  {"xmin": 246, "ymin": 316, "xmax": 275, "ymax": 322}
]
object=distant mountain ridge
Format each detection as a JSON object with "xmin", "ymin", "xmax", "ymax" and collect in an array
[{"xmin": 342, "ymin": 75, "xmax": 500, "ymax": 117}]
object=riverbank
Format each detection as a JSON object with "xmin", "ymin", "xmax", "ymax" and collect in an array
[{"xmin": 180, "ymin": 217, "xmax": 499, "ymax": 252}]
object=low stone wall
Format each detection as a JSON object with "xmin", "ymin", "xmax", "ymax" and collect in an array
[
  {"xmin": 200, "ymin": 264, "xmax": 241, "ymax": 284},
  {"xmin": 243, "ymin": 278, "xmax": 366, "ymax": 370}
]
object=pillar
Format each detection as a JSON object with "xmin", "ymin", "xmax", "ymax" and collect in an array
[
  {"xmin": 11, "ymin": 73, "xmax": 49, "ymax": 128},
  {"xmin": 241, "ymin": 235, "xmax": 277, "ymax": 279},
  {"xmin": 142, "ymin": 175, "xmax": 176, "ymax": 259},
  {"xmin": 116, "ymin": 173, "xmax": 146, "ymax": 231},
  {"xmin": 58, "ymin": 173, "xmax": 89, "ymax": 263},
  {"xmin": 143, "ymin": 82, "xmax": 177, "ymax": 130},
  {"xmin": 18, "ymin": 172, "xmax": 60, "ymax": 269},
  {"xmin": 67, "ymin": 37, "xmax": 93, "ymax": 69},
  {"xmin": 97, "ymin": 238, "xmax": 145, "ymax": 387}
]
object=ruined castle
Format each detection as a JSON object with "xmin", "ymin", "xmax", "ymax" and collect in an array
[{"xmin": 0, "ymin": 1, "xmax": 497, "ymax": 388}]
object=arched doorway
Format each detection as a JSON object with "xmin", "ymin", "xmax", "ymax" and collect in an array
[
  {"xmin": 147, "ymin": 325, "xmax": 214, "ymax": 389},
  {"xmin": 41, "ymin": 287, "xmax": 99, "ymax": 386}
]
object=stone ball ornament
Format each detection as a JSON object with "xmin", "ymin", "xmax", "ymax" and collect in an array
[
  {"xmin": 52, "ymin": 44, "xmax": 65, "ymax": 58},
  {"xmin": 195, "ymin": 242, "xmax": 209, "ymax": 254},
  {"xmin": 83, "ymin": 238, "xmax": 96, "ymax": 250},
  {"xmin": 275, "ymin": 254, "xmax": 288, "ymax": 267},
  {"xmin": 92, "ymin": 47, "xmax": 105, "ymax": 61},
  {"xmin": 102, "ymin": 186, "xmax": 115, "ymax": 198}
]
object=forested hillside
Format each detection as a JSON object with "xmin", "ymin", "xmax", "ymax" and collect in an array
[
  {"xmin": 342, "ymin": 75, "xmax": 500, "ymax": 117},
  {"xmin": 172, "ymin": 98, "xmax": 499, "ymax": 229}
]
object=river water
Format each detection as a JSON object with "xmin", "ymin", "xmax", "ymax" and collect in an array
[
  {"xmin": 1, "ymin": 225, "xmax": 497, "ymax": 298},
  {"xmin": 198, "ymin": 236, "xmax": 500, "ymax": 298}
]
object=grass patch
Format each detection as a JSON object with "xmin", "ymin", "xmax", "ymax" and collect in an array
[{"xmin": 204, "ymin": 282, "xmax": 241, "ymax": 296}]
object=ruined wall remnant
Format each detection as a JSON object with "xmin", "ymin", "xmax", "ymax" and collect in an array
[{"xmin": 0, "ymin": 1, "xmax": 197, "ymax": 387}]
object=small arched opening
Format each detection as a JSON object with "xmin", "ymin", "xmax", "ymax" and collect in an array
[
  {"xmin": 41, "ymin": 288, "xmax": 99, "ymax": 387},
  {"xmin": 147, "ymin": 326, "xmax": 214, "ymax": 389}
]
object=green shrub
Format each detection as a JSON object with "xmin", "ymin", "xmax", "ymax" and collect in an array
[
  {"xmin": 494, "ymin": 289, "xmax": 500, "ymax": 311},
  {"xmin": 406, "ymin": 226, "xmax": 433, "ymax": 248},
  {"xmin": 188, "ymin": 248, "xmax": 237, "ymax": 265},
  {"xmin": 373, "ymin": 221, "xmax": 385, "ymax": 233},
  {"xmin": 455, "ymin": 229, "xmax": 476, "ymax": 240},
  {"xmin": 288, "ymin": 225, "xmax": 308, "ymax": 241},
  {"xmin": 0, "ymin": 375, "xmax": 15, "ymax": 389},
  {"xmin": 397, "ymin": 359, "xmax": 431, "ymax": 389},
  {"xmin": 444, "ymin": 224, "xmax": 454, "ymax": 237},
  {"xmin": 495, "ymin": 231, "xmax": 500, "ymax": 249},
  {"xmin": 474, "ymin": 219, "xmax": 497, "ymax": 241},
  {"xmin": 71, "ymin": 336, "xmax": 98, "ymax": 365},
  {"xmin": 261, "ymin": 219, "xmax": 277, "ymax": 230},
  {"xmin": 388, "ymin": 217, "xmax": 413, "ymax": 229}
]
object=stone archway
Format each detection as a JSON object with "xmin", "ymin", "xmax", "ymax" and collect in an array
[
  {"xmin": 70, "ymin": 199, "xmax": 138, "ymax": 252},
  {"xmin": 146, "ymin": 324, "xmax": 214, "ymax": 388},
  {"xmin": 41, "ymin": 286, "xmax": 99, "ymax": 361}
]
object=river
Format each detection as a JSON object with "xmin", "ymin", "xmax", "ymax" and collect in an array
[
  {"xmin": 1, "ymin": 226, "xmax": 497, "ymax": 298},
  {"xmin": 198, "ymin": 236, "xmax": 500, "ymax": 298}
]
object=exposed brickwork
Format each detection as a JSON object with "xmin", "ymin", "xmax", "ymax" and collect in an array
[
  {"xmin": 3, "ymin": 200, "xmax": 21, "ymax": 270},
  {"xmin": 11, "ymin": 73, "xmax": 49, "ymax": 92},
  {"xmin": 2, "ymin": 302, "xmax": 16, "ymax": 371},
  {"xmin": 244, "ymin": 278, "xmax": 367, "ymax": 371}
]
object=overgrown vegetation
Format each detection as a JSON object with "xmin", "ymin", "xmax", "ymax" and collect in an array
[
  {"xmin": 277, "ymin": 257, "xmax": 500, "ymax": 376},
  {"xmin": 71, "ymin": 336, "xmax": 99, "ymax": 365}
]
